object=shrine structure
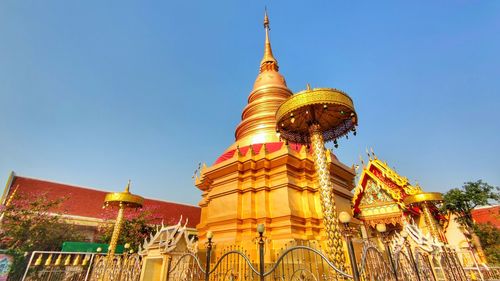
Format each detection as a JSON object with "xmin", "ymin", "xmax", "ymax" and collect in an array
[
  {"xmin": 194, "ymin": 12, "xmax": 356, "ymax": 261},
  {"xmin": 352, "ymin": 150, "xmax": 488, "ymax": 264},
  {"xmin": 352, "ymin": 151, "xmax": 447, "ymax": 238}
]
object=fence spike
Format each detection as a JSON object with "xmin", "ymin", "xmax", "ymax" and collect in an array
[
  {"xmin": 55, "ymin": 254, "xmax": 62, "ymax": 266},
  {"xmin": 64, "ymin": 255, "xmax": 71, "ymax": 266},
  {"xmin": 44, "ymin": 254, "xmax": 53, "ymax": 266},
  {"xmin": 34, "ymin": 254, "xmax": 43, "ymax": 266}
]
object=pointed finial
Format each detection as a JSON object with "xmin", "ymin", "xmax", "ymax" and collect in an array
[
  {"xmin": 125, "ymin": 180, "xmax": 131, "ymax": 193},
  {"xmin": 306, "ymin": 83, "xmax": 311, "ymax": 90},
  {"xmin": 260, "ymin": 8, "xmax": 278, "ymax": 73},
  {"xmin": 264, "ymin": 7, "xmax": 269, "ymax": 29}
]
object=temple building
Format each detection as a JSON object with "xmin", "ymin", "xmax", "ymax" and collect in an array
[
  {"xmin": 1, "ymin": 171, "xmax": 201, "ymax": 241},
  {"xmin": 194, "ymin": 12, "xmax": 356, "ymax": 261},
  {"xmin": 352, "ymin": 151, "xmax": 488, "ymax": 264},
  {"xmin": 352, "ymin": 151, "xmax": 430, "ymax": 237}
]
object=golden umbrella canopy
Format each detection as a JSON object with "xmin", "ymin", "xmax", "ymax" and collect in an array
[{"xmin": 275, "ymin": 87, "xmax": 357, "ymax": 146}]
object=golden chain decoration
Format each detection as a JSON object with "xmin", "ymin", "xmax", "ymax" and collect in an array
[{"xmin": 309, "ymin": 123, "xmax": 346, "ymax": 270}]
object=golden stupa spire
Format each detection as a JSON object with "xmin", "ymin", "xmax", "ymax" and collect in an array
[
  {"xmin": 229, "ymin": 9, "xmax": 291, "ymax": 149},
  {"xmin": 260, "ymin": 9, "xmax": 279, "ymax": 73}
]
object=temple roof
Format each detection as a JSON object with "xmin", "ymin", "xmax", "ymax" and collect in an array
[
  {"xmin": 2, "ymin": 173, "xmax": 200, "ymax": 228},
  {"xmin": 471, "ymin": 205, "xmax": 500, "ymax": 228},
  {"xmin": 352, "ymin": 152, "xmax": 422, "ymax": 225}
]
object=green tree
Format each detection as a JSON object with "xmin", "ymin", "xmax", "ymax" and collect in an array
[
  {"xmin": 442, "ymin": 180, "xmax": 499, "ymax": 229},
  {"xmin": 473, "ymin": 223, "xmax": 500, "ymax": 265},
  {"xmin": 95, "ymin": 207, "xmax": 163, "ymax": 252},
  {"xmin": 0, "ymin": 193, "xmax": 84, "ymax": 279}
]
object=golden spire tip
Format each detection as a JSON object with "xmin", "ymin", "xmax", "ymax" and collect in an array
[
  {"xmin": 125, "ymin": 180, "xmax": 131, "ymax": 193},
  {"xmin": 264, "ymin": 8, "xmax": 269, "ymax": 29},
  {"xmin": 260, "ymin": 8, "xmax": 278, "ymax": 73}
]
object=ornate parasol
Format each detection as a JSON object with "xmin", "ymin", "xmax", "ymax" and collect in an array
[{"xmin": 276, "ymin": 86, "xmax": 358, "ymax": 269}]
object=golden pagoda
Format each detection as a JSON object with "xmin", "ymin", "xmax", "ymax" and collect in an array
[{"xmin": 195, "ymin": 12, "xmax": 356, "ymax": 261}]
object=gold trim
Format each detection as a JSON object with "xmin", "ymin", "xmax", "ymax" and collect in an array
[
  {"xmin": 275, "ymin": 88, "xmax": 357, "ymax": 144},
  {"xmin": 403, "ymin": 192, "xmax": 443, "ymax": 205},
  {"xmin": 276, "ymin": 88, "xmax": 354, "ymax": 121},
  {"xmin": 104, "ymin": 192, "xmax": 144, "ymax": 207}
]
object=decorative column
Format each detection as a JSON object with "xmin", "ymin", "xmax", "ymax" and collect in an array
[
  {"xmin": 107, "ymin": 203, "xmax": 125, "ymax": 260},
  {"xmin": 404, "ymin": 192, "xmax": 470, "ymax": 281},
  {"xmin": 421, "ymin": 202, "xmax": 440, "ymax": 241},
  {"xmin": 103, "ymin": 181, "xmax": 144, "ymax": 263},
  {"xmin": 309, "ymin": 124, "xmax": 346, "ymax": 267},
  {"xmin": 403, "ymin": 192, "xmax": 444, "ymax": 242},
  {"xmin": 275, "ymin": 87, "xmax": 358, "ymax": 270}
]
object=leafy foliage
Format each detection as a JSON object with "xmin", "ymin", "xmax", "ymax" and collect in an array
[
  {"xmin": 473, "ymin": 223, "xmax": 500, "ymax": 265},
  {"xmin": 442, "ymin": 180, "xmax": 499, "ymax": 228},
  {"xmin": 95, "ymin": 206, "xmax": 163, "ymax": 252},
  {"xmin": 0, "ymin": 192, "xmax": 84, "ymax": 279}
]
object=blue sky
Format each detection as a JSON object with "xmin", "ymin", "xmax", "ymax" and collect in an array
[{"xmin": 1, "ymin": 1, "xmax": 499, "ymax": 205}]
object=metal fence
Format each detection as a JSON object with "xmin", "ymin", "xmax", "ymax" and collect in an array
[
  {"xmin": 21, "ymin": 251, "xmax": 142, "ymax": 281},
  {"xmin": 20, "ymin": 237, "xmax": 492, "ymax": 281},
  {"xmin": 166, "ymin": 239, "xmax": 353, "ymax": 281}
]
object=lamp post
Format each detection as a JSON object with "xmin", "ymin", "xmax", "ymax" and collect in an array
[
  {"xmin": 339, "ymin": 211, "xmax": 360, "ymax": 281},
  {"xmin": 377, "ymin": 223, "xmax": 399, "ymax": 281},
  {"xmin": 205, "ymin": 231, "xmax": 213, "ymax": 281},
  {"xmin": 257, "ymin": 224, "xmax": 265, "ymax": 281},
  {"xmin": 275, "ymin": 87, "xmax": 357, "ymax": 269}
]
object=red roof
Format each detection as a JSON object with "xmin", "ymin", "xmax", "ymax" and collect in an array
[
  {"xmin": 5, "ymin": 176, "xmax": 200, "ymax": 228},
  {"xmin": 472, "ymin": 205, "xmax": 500, "ymax": 228}
]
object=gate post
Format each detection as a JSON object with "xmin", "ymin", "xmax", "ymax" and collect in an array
[
  {"xmin": 339, "ymin": 212, "xmax": 360, "ymax": 281},
  {"xmin": 377, "ymin": 224, "xmax": 399, "ymax": 281},
  {"xmin": 205, "ymin": 231, "xmax": 213, "ymax": 281},
  {"xmin": 257, "ymin": 224, "xmax": 265, "ymax": 281},
  {"xmin": 401, "ymin": 230, "xmax": 422, "ymax": 281},
  {"xmin": 165, "ymin": 255, "xmax": 172, "ymax": 281}
]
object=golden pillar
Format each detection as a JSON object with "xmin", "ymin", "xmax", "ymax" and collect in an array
[
  {"xmin": 404, "ymin": 192, "xmax": 444, "ymax": 242},
  {"xmin": 422, "ymin": 202, "xmax": 441, "ymax": 241},
  {"xmin": 276, "ymin": 87, "xmax": 358, "ymax": 269},
  {"xmin": 107, "ymin": 203, "xmax": 125, "ymax": 260},
  {"xmin": 309, "ymin": 123, "xmax": 346, "ymax": 266},
  {"xmin": 103, "ymin": 181, "xmax": 144, "ymax": 262}
]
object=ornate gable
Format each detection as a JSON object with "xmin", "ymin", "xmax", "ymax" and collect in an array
[{"xmin": 352, "ymin": 152, "xmax": 422, "ymax": 227}]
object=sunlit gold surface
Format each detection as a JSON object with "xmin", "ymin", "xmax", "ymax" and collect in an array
[
  {"xmin": 103, "ymin": 181, "xmax": 143, "ymax": 267},
  {"xmin": 403, "ymin": 192, "xmax": 443, "ymax": 205},
  {"xmin": 195, "ymin": 12, "xmax": 356, "ymax": 265},
  {"xmin": 421, "ymin": 202, "xmax": 441, "ymax": 241},
  {"xmin": 273, "ymin": 86, "xmax": 357, "ymax": 269},
  {"xmin": 275, "ymin": 88, "xmax": 357, "ymax": 144},
  {"xmin": 309, "ymin": 124, "xmax": 346, "ymax": 270},
  {"xmin": 196, "ymin": 141, "xmax": 356, "ymax": 262},
  {"xmin": 260, "ymin": 9, "xmax": 278, "ymax": 72},
  {"xmin": 104, "ymin": 192, "xmax": 144, "ymax": 208},
  {"xmin": 352, "ymin": 155, "xmax": 425, "ymax": 228},
  {"xmin": 107, "ymin": 205, "xmax": 124, "ymax": 261},
  {"xmin": 230, "ymin": 11, "xmax": 292, "ymax": 151}
]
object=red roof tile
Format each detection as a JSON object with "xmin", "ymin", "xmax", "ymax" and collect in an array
[
  {"xmin": 472, "ymin": 205, "xmax": 500, "ymax": 228},
  {"xmin": 6, "ymin": 176, "xmax": 200, "ymax": 228}
]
